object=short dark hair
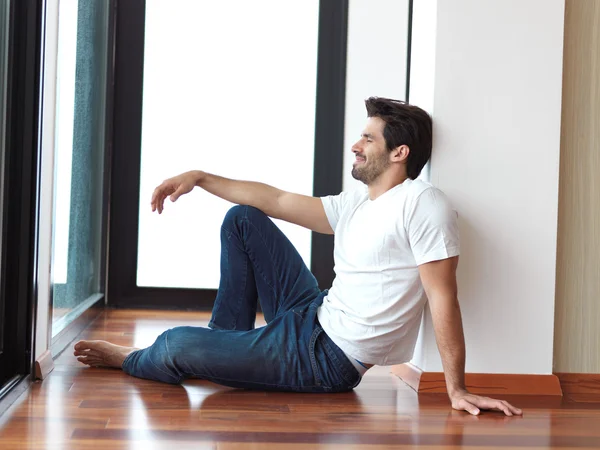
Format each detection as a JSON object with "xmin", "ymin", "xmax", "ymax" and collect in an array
[{"xmin": 365, "ymin": 97, "xmax": 432, "ymax": 179}]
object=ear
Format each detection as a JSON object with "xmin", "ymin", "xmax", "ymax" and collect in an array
[{"xmin": 390, "ymin": 144, "xmax": 410, "ymax": 163}]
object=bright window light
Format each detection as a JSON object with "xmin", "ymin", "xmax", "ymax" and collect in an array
[
  {"xmin": 52, "ymin": 0, "xmax": 79, "ymax": 285},
  {"xmin": 137, "ymin": 0, "xmax": 319, "ymax": 289}
]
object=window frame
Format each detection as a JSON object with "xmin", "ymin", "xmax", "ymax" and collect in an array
[
  {"xmin": 107, "ymin": 0, "xmax": 350, "ymax": 309},
  {"xmin": 0, "ymin": 0, "xmax": 44, "ymax": 395}
]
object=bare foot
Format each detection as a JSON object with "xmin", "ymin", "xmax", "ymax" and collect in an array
[{"xmin": 73, "ymin": 340, "xmax": 138, "ymax": 369}]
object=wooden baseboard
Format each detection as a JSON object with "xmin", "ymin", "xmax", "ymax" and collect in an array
[
  {"xmin": 391, "ymin": 363, "xmax": 563, "ymax": 396},
  {"xmin": 34, "ymin": 350, "xmax": 55, "ymax": 380},
  {"xmin": 555, "ymin": 373, "xmax": 600, "ymax": 395}
]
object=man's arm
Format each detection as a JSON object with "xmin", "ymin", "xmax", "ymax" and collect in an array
[
  {"xmin": 418, "ymin": 256, "xmax": 523, "ymax": 416},
  {"xmin": 150, "ymin": 170, "xmax": 334, "ymax": 234}
]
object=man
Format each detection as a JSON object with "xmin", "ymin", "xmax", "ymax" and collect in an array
[{"xmin": 75, "ymin": 97, "xmax": 522, "ymax": 416}]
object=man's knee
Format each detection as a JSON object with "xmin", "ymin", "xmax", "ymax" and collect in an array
[
  {"xmin": 138, "ymin": 330, "xmax": 183, "ymax": 383},
  {"xmin": 222, "ymin": 205, "xmax": 267, "ymax": 228},
  {"xmin": 163, "ymin": 326, "xmax": 215, "ymax": 377}
]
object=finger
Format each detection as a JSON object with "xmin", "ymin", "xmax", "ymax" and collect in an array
[
  {"xmin": 459, "ymin": 399, "xmax": 480, "ymax": 416},
  {"xmin": 480, "ymin": 399, "xmax": 512, "ymax": 416},
  {"xmin": 158, "ymin": 194, "xmax": 165, "ymax": 214},
  {"xmin": 151, "ymin": 187, "xmax": 164, "ymax": 210},
  {"xmin": 170, "ymin": 185, "xmax": 185, "ymax": 202},
  {"xmin": 153, "ymin": 183, "xmax": 176, "ymax": 213},
  {"xmin": 503, "ymin": 401, "xmax": 523, "ymax": 416},
  {"xmin": 160, "ymin": 193, "xmax": 167, "ymax": 213}
]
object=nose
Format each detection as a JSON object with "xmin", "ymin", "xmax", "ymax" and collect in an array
[{"xmin": 352, "ymin": 140, "xmax": 362, "ymax": 153}]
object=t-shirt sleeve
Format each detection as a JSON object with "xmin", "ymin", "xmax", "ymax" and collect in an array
[
  {"xmin": 320, "ymin": 191, "xmax": 347, "ymax": 232},
  {"xmin": 406, "ymin": 188, "xmax": 460, "ymax": 266}
]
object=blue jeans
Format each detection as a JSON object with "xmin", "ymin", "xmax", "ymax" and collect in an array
[{"xmin": 122, "ymin": 205, "xmax": 361, "ymax": 392}]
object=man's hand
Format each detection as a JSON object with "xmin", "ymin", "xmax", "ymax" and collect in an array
[
  {"xmin": 418, "ymin": 258, "xmax": 523, "ymax": 418},
  {"xmin": 450, "ymin": 389, "xmax": 523, "ymax": 416},
  {"xmin": 151, "ymin": 171, "xmax": 200, "ymax": 214}
]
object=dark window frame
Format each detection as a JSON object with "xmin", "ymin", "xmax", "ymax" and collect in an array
[
  {"xmin": 0, "ymin": 0, "xmax": 44, "ymax": 392},
  {"xmin": 107, "ymin": 0, "xmax": 349, "ymax": 310},
  {"xmin": 406, "ymin": 0, "xmax": 414, "ymax": 103}
]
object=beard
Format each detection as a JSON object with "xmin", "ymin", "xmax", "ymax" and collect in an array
[{"xmin": 351, "ymin": 152, "xmax": 390, "ymax": 185}]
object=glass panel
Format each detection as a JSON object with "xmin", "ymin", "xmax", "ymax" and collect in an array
[
  {"xmin": 342, "ymin": 0, "xmax": 410, "ymax": 191},
  {"xmin": 137, "ymin": 0, "xmax": 319, "ymax": 289},
  {"xmin": 51, "ymin": 0, "xmax": 109, "ymax": 337},
  {"xmin": 0, "ymin": 0, "xmax": 9, "ymax": 352}
]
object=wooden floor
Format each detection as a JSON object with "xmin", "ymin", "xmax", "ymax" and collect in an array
[{"xmin": 1, "ymin": 310, "xmax": 599, "ymax": 449}]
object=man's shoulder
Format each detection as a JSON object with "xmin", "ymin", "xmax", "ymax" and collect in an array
[
  {"xmin": 402, "ymin": 179, "xmax": 454, "ymax": 212},
  {"xmin": 402, "ymin": 178, "xmax": 440, "ymax": 198}
]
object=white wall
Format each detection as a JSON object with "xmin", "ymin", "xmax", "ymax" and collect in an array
[
  {"xmin": 411, "ymin": 0, "xmax": 565, "ymax": 374},
  {"xmin": 342, "ymin": 0, "xmax": 410, "ymax": 191}
]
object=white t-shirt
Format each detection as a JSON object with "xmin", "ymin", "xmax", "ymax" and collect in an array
[{"xmin": 317, "ymin": 178, "xmax": 460, "ymax": 366}]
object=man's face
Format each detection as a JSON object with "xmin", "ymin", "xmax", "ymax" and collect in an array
[{"xmin": 351, "ymin": 117, "xmax": 390, "ymax": 185}]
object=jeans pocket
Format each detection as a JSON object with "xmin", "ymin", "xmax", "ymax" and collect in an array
[
  {"xmin": 319, "ymin": 333, "xmax": 361, "ymax": 391},
  {"xmin": 308, "ymin": 326, "xmax": 325, "ymax": 387},
  {"xmin": 310, "ymin": 328, "xmax": 359, "ymax": 392}
]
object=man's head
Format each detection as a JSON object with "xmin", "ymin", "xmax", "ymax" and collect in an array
[{"xmin": 351, "ymin": 97, "xmax": 432, "ymax": 184}]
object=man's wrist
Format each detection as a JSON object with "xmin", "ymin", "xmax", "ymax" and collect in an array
[
  {"xmin": 192, "ymin": 170, "xmax": 206, "ymax": 186},
  {"xmin": 447, "ymin": 385, "xmax": 468, "ymax": 398}
]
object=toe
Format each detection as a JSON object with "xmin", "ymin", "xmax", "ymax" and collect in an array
[
  {"xmin": 74, "ymin": 340, "xmax": 89, "ymax": 351},
  {"xmin": 74, "ymin": 349, "xmax": 100, "ymax": 357},
  {"xmin": 77, "ymin": 356, "xmax": 102, "ymax": 366}
]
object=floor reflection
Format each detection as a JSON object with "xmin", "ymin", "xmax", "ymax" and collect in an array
[{"xmin": 2, "ymin": 310, "xmax": 600, "ymax": 449}]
